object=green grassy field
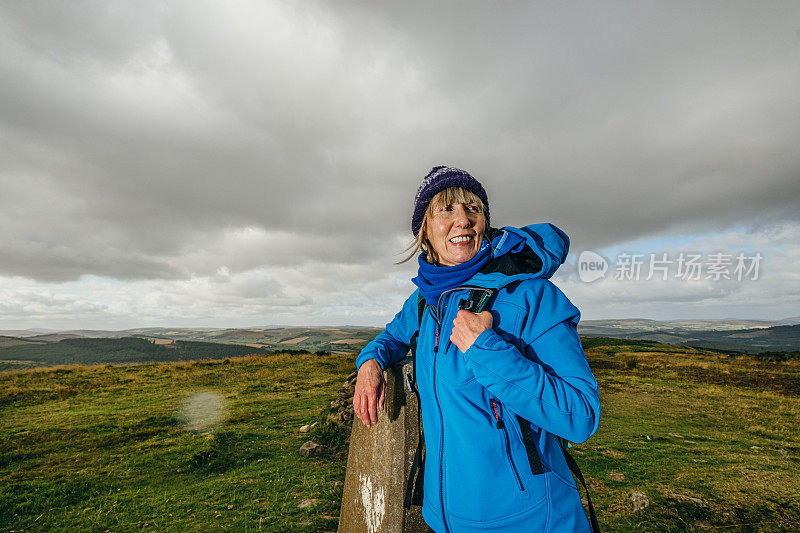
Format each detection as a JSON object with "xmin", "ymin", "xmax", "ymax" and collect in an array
[
  {"xmin": 1, "ymin": 341, "xmax": 799, "ymax": 532},
  {"xmin": 0, "ymin": 354, "xmax": 350, "ymax": 532},
  {"xmin": 578, "ymin": 341, "xmax": 800, "ymax": 531}
]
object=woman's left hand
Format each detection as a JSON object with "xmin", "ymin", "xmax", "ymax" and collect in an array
[{"xmin": 451, "ymin": 310, "xmax": 493, "ymax": 353}]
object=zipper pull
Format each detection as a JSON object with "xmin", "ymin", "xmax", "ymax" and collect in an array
[
  {"xmin": 490, "ymin": 399, "xmax": 504, "ymax": 429},
  {"xmin": 434, "ymin": 328, "xmax": 440, "ymax": 353}
]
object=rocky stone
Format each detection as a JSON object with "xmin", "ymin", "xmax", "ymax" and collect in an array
[
  {"xmin": 638, "ymin": 434, "xmax": 667, "ymax": 441},
  {"xmin": 299, "ymin": 421, "xmax": 318, "ymax": 433},
  {"xmin": 339, "ymin": 381, "xmax": 356, "ymax": 397},
  {"xmin": 298, "ymin": 499, "xmax": 320, "ymax": 509},
  {"xmin": 631, "ymin": 490, "xmax": 650, "ymax": 512},
  {"xmin": 299, "ymin": 440, "xmax": 330, "ymax": 457},
  {"xmin": 608, "ymin": 472, "xmax": 625, "ymax": 481},
  {"xmin": 330, "ymin": 373, "xmax": 357, "ymax": 434},
  {"xmin": 338, "ymin": 355, "xmax": 427, "ymax": 532}
]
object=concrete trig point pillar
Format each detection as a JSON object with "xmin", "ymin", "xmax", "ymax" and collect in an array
[{"xmin": 338, "ymin": 355, "xmax": 428, "ymax": 533}]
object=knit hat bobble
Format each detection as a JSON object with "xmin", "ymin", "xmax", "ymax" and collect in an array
[{"xmin": 411, "ymin": 166, "xmax": 490, "ymax": 236}]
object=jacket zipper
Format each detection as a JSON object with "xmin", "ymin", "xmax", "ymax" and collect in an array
[
  {"xmin": 428, "ymin": 298, "xmax": 448, "ymax": 532},
  {"xmin": 429, "ymin": 285, "xmax": 494, "ymax": 532},
  {"xmin": 431, "ymin": 285, "xmax": 493, "ymax": 326},
  {"xmin": 490, "ymin": 398, "xmax": 525, "ymax": 492}
]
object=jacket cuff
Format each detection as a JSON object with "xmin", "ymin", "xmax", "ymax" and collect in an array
[
  {"xmin": 466, "ymin": 328, "xmax": 507, "ymax": 356},
  {"xmin": 355, "ymin": 354, "xmax": 383, "ymax": 372}
]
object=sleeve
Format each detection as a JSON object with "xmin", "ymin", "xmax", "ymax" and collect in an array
[
  {"xmin": 463, "ymin": 279, "xmax": 600, "ymax": 443},
  {"xmin": 355, "ymin": 289, "xmax": 422, "ymax": 372}
]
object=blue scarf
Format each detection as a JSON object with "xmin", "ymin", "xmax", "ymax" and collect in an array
[
  {"xmin": 411, "ymin": 229, "xmax": 529, "ymax": 306},
  {"xmin": 411, "ymin": 238, "xmax": 493, "ymax": 306}
]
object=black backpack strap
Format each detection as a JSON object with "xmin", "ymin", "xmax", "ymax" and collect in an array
[
  {"xmin": 560, "ymin": 439, "xmax": 601, "ymax": 533},
  {"xmin": 408, "ymin": 293, "xmax": 425, "ymax": 356},
  {"xmin": 404, "ymin": 293, "xmax": 427, "ymax": 509},
  {"xmin": 515, "ymin": 415, "xmax": 545, "ymax": 475}
]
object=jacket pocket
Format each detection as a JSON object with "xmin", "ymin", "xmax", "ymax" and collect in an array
[
  {"xmin": 489, "ymin": 398, "xmax": 525, "ymax": 492},
  {"xmin": 444, "ymin": 387, "xmax": 548, "ymax": 523}
]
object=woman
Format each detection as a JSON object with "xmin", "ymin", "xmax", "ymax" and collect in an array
[{"xmin": 354, "ymin": 166, "xmax": 601, "ymax": 532}]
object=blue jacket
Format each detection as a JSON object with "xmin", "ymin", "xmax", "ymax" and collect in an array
[{"xmin": 356, "ymin": 224, "xmax": 601, "ymax": 533}]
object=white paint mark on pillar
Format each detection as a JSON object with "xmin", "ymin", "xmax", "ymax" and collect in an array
[{"xmin": 359, "ymin": 473, "xmax": 386, "ymax": 533}]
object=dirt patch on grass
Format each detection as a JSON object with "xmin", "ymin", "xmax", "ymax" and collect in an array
[
  {"xmin": 330, "ymin": 338, "xmax": 367, "ymax": 344},
  {"xmin": 280, "ymin": 336, "xmax": 309, "ymax": 344},
  {"xmin": 152, "ymin": 339, "xmax": 174, "ymax": 345},
  {"xmin": 587, "ymin": 359, "xmax": 619, "ymax": 370}
]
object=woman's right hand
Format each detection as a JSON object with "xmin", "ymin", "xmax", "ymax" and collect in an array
[{"xmin": 353, "ymin": 359, "xmax": 385, "ymax": 428}]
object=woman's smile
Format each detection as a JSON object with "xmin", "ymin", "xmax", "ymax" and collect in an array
[{"xmin": 449, "ymin": 234, "xmax": 474, "ymax": 245}]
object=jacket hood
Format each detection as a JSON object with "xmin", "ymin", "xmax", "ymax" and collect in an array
[{"xmin": 467, "ymin": 223, "xmax": 570, "ymax": 289}]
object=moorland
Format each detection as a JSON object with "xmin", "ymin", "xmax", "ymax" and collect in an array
[{"xmin": 1, "ymin": 338, "xmax": 799, "ymax": 532}]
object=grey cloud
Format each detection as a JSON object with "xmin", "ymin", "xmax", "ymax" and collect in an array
[
  {"xmin": 0, "ymin": 288, "xmax": 107, "ymax": 318},
  {"xmin": 336, "ymin": 2, "xmax": 800, "ymax": 248},
  {"xmin": 1, "ymin": 0, "xmax": 799, "ymax": 290}
]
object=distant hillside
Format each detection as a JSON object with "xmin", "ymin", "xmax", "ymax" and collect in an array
[
  {"xmin": 24, "ymin": 333, "xmax": 86, "ymax": 342},
  {"xmin": 579, "ymin": 323, "xmax": 800, "ymax": 353},
  {"xmin": 679, "ymin": 324, "xmax": 800, "ymax": 353},
  {"xmin": 1, "ymin": 330, "xmax": 797, "ymax": 370},
  {"xmin": 2, "ymin": 319, "xmax": 797, "ymax": 362},
  {"xmin": 0, "ymin": 328, "xmax": 58, "ymax": 337},
  {"xmin": 0, "ymin": 327, "xmax": 385, "ymax": 356},
  {"xmin": 578, "ymin": 318, "xmax": 780, "ymax": 335},
  {"xmin": 0, "ymin": 337, "xmax": 275, "ymax": 367},
  {"xmin": 0, "ymin": 335, "xmax": 47, "ymax": 348},
  {"xmin": 123, "ymin": 327, "xmax": 383, "ymax": 354}
]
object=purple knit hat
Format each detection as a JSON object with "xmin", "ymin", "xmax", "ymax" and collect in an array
[{"xmin": 411, "ymin": 165, "xmax": 490, "ymax": 236}]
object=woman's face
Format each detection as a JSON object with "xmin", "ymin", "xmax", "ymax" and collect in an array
[{"xmin": 426, "ymin": 200, "xmax": 486, "ymax": 266}]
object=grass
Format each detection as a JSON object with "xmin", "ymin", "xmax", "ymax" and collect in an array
[
  {"xmin": 580, "ymin": 342, "xmax": 800, "ymax": 532},
  {"xmin": 0, "ymin": 354, "xmax": 351, "ymax": 532},
  {"xmin": 1, "ymin": 341, "xmax": 799, "ymax": 531}
]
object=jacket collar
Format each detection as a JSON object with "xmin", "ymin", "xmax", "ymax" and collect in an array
[{"xmin": 465, "ymin": 223, "xmax": 570, "ymax": 290}]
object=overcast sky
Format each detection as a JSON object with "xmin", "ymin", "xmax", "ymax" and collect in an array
[{"xmin": 1, "ymin": 1, "xmax": 799, "ymax": 330}]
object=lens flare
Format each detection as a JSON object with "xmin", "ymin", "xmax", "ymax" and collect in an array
[{"xmin": 179, "ymin": 391, "xmax": 226, "ymax": 433}]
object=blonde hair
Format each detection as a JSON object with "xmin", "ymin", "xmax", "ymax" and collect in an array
[{"xmin": 397, "ymin": 187, "xmax": 487, "ymax": 265}]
